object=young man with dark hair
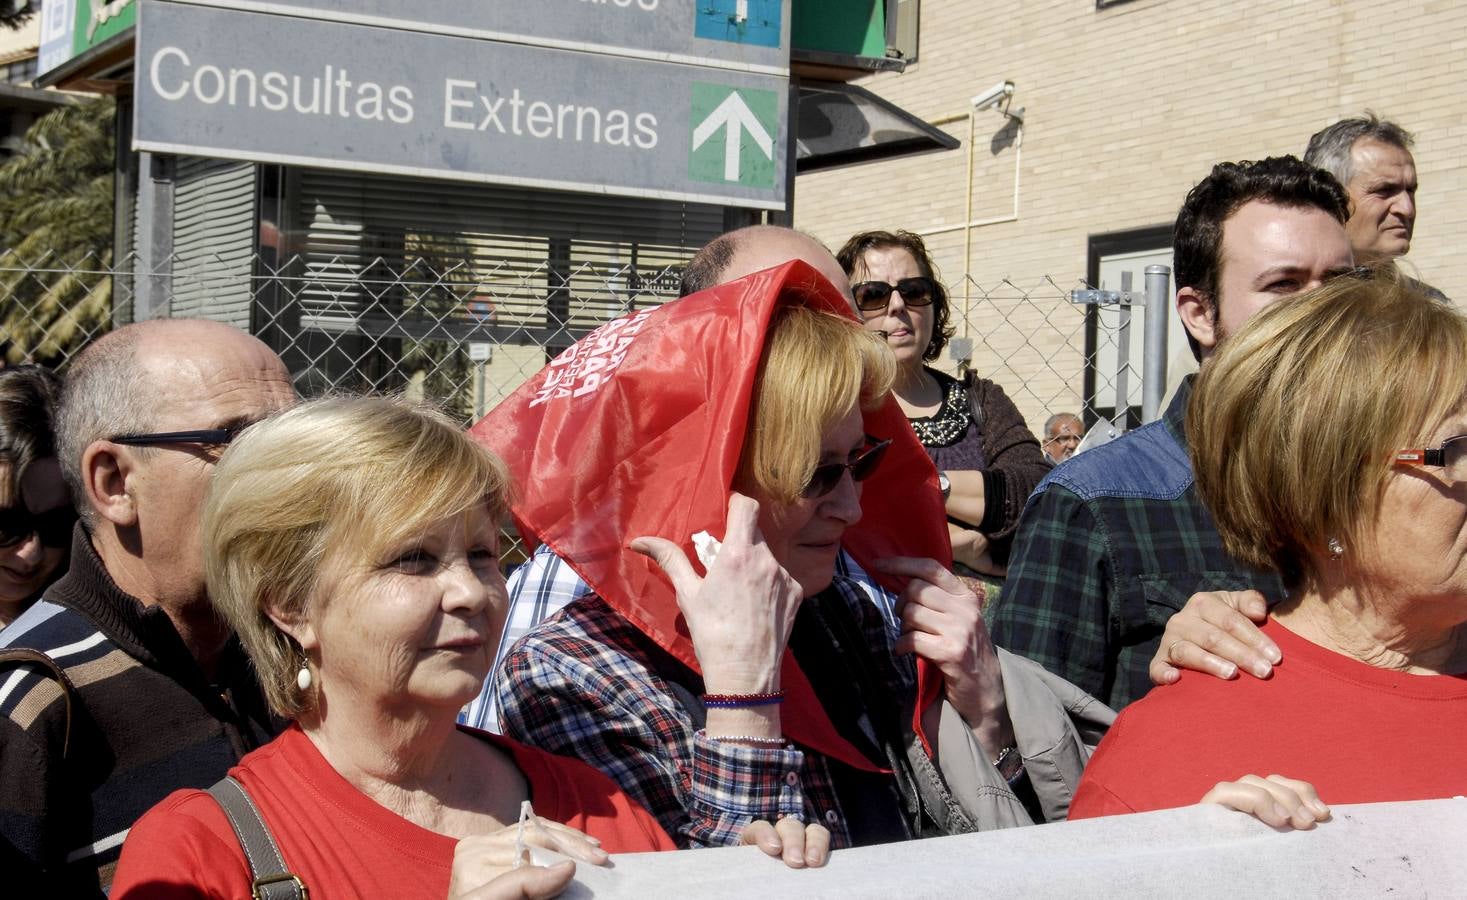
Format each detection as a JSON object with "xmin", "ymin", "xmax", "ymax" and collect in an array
[{"xmin": 987, "ymin": 157, "xmax": 1356, "ymax": 709}]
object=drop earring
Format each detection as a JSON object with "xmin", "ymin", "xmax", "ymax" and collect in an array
[
  {"xmin": 296, "ymin": 663, "xmax": 312, "ymax": 691},
  {"xmin": 1327, "ymin": 537, "xmax": 1344, "ymax": 559}
]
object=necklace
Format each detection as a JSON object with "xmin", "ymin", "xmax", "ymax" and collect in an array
[{"xmin": 908, "ymin": 377, "xmax": 971, "ymax": 447}]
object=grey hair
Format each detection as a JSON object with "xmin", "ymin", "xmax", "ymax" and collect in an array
[
  {"xmin": 1043, "ymin": 412, "xmax": 1081, "ymax": 438},
  {"xmin": 1303, "ymin": 112, "xmax": 1414, "ymax": 187},
  {"xmin": 56, "ymin": 327, "xmax": 160, "ymax": 528}
]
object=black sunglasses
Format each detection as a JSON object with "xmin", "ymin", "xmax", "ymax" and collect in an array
[
  {"xmin": 801, "ymin": 436, "xmax": 893, "ymax": 499},
  {"xmin": 852, "ymin": 277, "xmax": 937, "ymax": 312},
  {"xmin": 0, "ymin": 504, "xmax": 76, "ymax": 550},
  {"xmin": 108, "ymin": 425, "xmax": 250, "ymax": 448}
]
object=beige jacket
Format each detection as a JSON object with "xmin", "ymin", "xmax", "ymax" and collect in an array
[{"xmin": 906, "ymin": 648, "xmax": 1116, "ymax": 832}]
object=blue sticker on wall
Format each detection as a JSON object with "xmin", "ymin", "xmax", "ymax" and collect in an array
[{"xmin": 694, "ymin": 0, "xmax": 782, "ymax": 48}]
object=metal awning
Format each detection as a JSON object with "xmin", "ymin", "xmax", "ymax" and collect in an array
[{"xmin": 796, "ymin": 80, "xmax": 959, "ymax": 174}]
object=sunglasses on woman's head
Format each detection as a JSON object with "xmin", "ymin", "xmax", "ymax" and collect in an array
[
  {"xmin": 800, "ymin": 437, "xmax": 893, "ymax": 499},
  {"xmin": 0, "ymin": 504, "xmax": 76, "ymax": 549},
  {"xmin": 852, "ymin": 277, "xmax": 937, "ymax": 312}
]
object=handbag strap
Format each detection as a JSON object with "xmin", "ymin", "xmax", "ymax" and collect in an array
[
  {"xmin": 206, "ymin": 776, "xmax": 309, "ymax": 900},
  {"xmin": 0, "ymin": 648, "xmax": 77, "ymax": 758}
]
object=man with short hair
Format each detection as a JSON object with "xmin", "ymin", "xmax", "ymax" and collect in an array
[
  {"xmin": 1040, "ymin": 412, "xmax": 1082, "ymax": 464},
  {"xmin": 988, "ymin": 157, "xmax": 1356, "ymax": 709},
  {"xmin": 0, "ymin": 319, "xmax": 295, "ymax": 895},
  {"xmin": 1304, "ymin": 113, "xmax": 1444, "ymax": 300}
]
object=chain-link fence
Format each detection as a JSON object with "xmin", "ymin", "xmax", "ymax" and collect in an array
[{"xmin": 2, "ymin": 251, "xmax": 1155, "ymax": 432}]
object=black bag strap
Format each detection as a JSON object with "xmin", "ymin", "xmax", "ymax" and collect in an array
[
  {"xmin": 206, "ymin": 776, "xmax": 309, "ymax": 900},
  {"xmin": 0, "ymin": 648, "xmax": 77, "ymax": 759}
]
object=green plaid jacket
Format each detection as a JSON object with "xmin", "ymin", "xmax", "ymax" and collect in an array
[{"xmin": 988, "ymin": 378, "xmax": 1286, "ymax": 709}]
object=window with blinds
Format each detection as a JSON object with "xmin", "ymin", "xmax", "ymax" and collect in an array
[
  {"xmin": 263, "ymin": 167, "xmax": 730, "ymax": 408},
  {"xmin": 170, "ymin": 157, "xmax": 257, "ymax": 328}
]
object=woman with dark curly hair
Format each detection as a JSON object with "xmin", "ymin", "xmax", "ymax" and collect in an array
[
  {"xmin": 0, "ymin": 365, "xmax": 71, "ymax": 628},
  {"xmin": 836, "ymin": 231, "xmax": 1049, "ymax": 576}
]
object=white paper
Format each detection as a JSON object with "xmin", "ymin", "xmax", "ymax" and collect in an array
[{"xmin": 559, "ymin": 798, "xmax": 1467, "ymax": 899}]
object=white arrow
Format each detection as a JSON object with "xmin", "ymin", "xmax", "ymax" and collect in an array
[{"xmin": 692, "ymin": 91, "xmax": 774, "ymax": 182}]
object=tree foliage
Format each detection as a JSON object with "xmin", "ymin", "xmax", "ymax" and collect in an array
[{"xmin": 0, "ymin": 96, "xmax": 116, "ymax": 365}]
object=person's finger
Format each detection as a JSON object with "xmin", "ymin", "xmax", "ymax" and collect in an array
[
  {"xmin": 532, "ymin": 818, "xmax": 602, "ymax": 845},
  {"xmin": 519, "ymin": 819, "xmax": 608, "ymax": 865},
  {"xmin": 774, "ymin": 817, "xmax": 807, "ymax": 868},
  {"xmin": 899, "ymin": 596, "xmax": 952, "ymax": 637},
  {"xmin": 895, "ymin": 629, "xmax": 956, "ymax": 667},
  {"xmin": 1200, "ymin": 779, "xmax": 1290, "ymax": 828},
  {"xmin": 629, "ymin": 536, "xmax": 701, "ymax": 597},
  {"xmin": 458, "ymin": 861, "xmax": 577, "ymax": 900},
  {"xmin": 739, "ymin": 820, "xmax": 783, "ymax": 858},
  {"xmin": 1195, "ymin": 591, "xmax": 1282, "ymax": 664},
  {"xmin": 876, "ymin": 555, "xmax": 963, "ymax": 591},
  {"xmin": 1225, "ymin": 589, "xmax": 1272, "ymax": 626},
  {"xmin": 1261, "ymin": 774, "xmax": 1331, "ymax": 828},
  {"xmin": 723, "ymin": 492, "xmax": 764, "ymax": 547},
  {"xmin": 803, "ymin": 823, "xmax": 831, "ymax": 867}
]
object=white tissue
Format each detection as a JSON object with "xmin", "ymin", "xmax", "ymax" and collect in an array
[{"xmin": 692, "ymin": 530, "xmax": 722, "ymax": 570}]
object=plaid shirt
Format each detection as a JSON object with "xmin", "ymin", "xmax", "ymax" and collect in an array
[
  {"xmin": 987, "ymin": 377, "xmax": 1286, "ymax": 709},
  {"xmin": 462, "ymin": 545, "xmax": 899, "ymax": 733},
  {"xmin": 493, "ymin": 575, "xmax": 915, "ymax": 850}
]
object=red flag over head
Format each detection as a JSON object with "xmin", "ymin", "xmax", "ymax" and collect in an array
[{"xmin": 472, "ymin": 260, "xmax": 951, "ymax": 770}]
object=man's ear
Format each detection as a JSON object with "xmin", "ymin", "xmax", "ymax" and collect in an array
[
  {"xmin": 1176, "ymin": 287, "xmax": 1219, "ymax": 357},
  {"xmin": 81, "ymin": 441, "xmax": 138, "ymax": 528}
]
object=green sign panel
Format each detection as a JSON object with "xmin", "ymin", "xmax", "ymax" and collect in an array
[
  {"xmin": 38, "ymin": 0, "xmax": 138, "ymax": 76},
  {"xmin": 689, "ymin": 83, "xmax": 779, "ymax": 190}
]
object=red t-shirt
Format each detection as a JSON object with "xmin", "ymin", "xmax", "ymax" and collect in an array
[
  {"xmin": 1071, "ymin": 618, "xmax": 1467, "ymax": 819},
  {"xmin": 110, "ymin": 724, "xmax": 674, "ymax": 898}
]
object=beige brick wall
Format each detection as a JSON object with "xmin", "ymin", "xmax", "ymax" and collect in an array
[{"xmin": 794, "ymin": 0, "xmax": 1467, "ymax": 430}]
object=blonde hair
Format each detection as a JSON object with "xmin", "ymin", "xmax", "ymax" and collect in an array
[
  {"xmin": 1189, "ymin": 266, "xmax": 1467, "ymax": 587},
  {"xmin": 737, "ymin": 304, "xmax": 896, "ymax": 502},
  {"xmin": 202, "ymin": 395, "xmax": 511, "ymax": 717}
]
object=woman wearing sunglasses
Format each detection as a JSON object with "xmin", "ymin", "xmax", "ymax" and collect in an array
[
  {"xmin": 483, "ymin": 261, "xmax": 1134, "ymax": 865},
  {"xmin": 0, "ymin": 366, "xmax": 72, "ymax": 629},
  {"xmin": 836, "ymin": 231, "xmax": 1050, "ymax": 579},
  {"xmin": 1071, "ymin": 267, "xmax": 1467, "ymax": 817}
]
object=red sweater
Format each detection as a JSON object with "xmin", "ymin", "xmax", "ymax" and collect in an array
[
  {"xmin": 110, "ymin": 724, "xmax": 674, "ymax": 899},
  {"xmin": 1071, "ymin": 618, "xmax": 1467, "ymax": 819}
]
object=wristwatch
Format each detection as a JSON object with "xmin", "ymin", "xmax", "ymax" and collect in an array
[
  {"xmin": 938, "ymin": 471, "xmax": 951, "ymax": 500},
  {"xmin": 994, "ymin": 744, "xmax": 1024, "ymax": 785}
]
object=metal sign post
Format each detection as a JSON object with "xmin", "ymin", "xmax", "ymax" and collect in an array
[{"xmin": 1070, "ymin": 265, "xmax": 1171, "ymax": 428}]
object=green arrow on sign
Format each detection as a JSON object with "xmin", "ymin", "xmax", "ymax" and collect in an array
[{"xmin": 690, "ymin": 83, "xmax": 777, "ymax": 188}]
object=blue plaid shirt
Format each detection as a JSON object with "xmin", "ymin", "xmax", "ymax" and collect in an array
[
  {"xmin": 462, "ymin": 545, "xmax": 898, "ymax": 733},
  {"xmin": 988, "ymin": 377, "xmax": 1286, "ymax": 709},
  {"xmin": 491, "ymin": 575, "xmax": 914, "ymax": 850}
]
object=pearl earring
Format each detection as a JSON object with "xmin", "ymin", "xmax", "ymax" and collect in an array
[
  {"xmin": 1327, "ymin": 537, "xmax": 1344, "ymax": 559},
  {"xmin": 296, "ymin": 664, "xmax": 312, "ymax": 691}
]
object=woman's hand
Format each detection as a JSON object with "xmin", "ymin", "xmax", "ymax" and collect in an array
[
  {"xmin": 947, "ymin": 523, "xmax": 1007, "ymax": 577},
  {"xmin": 1200, "ymin": 774, "xmax": 1330, "ymax": 830},
  {"xmin": 447, "ymin": 818, "xmax": 608, "ymax": 899},
  {"xmin": 631, "ymin": 493, "xmax": 802, "ymax": 695},
  {"xmin": 451, "ymin": 862, "xmax": 575, "ymax": 900},
  {"xmin": 740, "ymin": 818, "xmax": 831, "ymax": 869},
  {"xmin": 877, "ymin": 556, "xmax": 1013, "ymax": 757},
  {"xmin": 1149, "ymin": 590, "xmax": 1282, "ymax": 686}
]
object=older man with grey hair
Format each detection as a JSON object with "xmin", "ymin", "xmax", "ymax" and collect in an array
[
  {"xmin": 0, "ymin": 319, "xmax": 294, "ymax": 897},
  {"xmin": 1304, "ymin": 113, "xmax": 1446, "ymax": 300}
]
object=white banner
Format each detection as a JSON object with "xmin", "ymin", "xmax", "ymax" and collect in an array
[{"xmin": 564, "ymin": 799, "xmax": 1467, "ymax": 898}]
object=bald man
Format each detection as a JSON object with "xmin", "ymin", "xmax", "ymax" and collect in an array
[{"xmin": 0, "ymin": 320, "xmax": 295, "ymax": 896}]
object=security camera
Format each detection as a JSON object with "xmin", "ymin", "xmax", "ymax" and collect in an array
[{"xmin": 971, "ymin": 80, "xmax": 1014, "ymax": 112}]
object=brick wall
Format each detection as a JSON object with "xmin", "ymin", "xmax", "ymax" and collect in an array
[{"xmin": 794, "ymin": 0, "xmax": 1467, "ymax": 429}]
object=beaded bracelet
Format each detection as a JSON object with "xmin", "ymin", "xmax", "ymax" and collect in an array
[
  {"xmin": 697, "ymin": 729, "xmax": 788, "ymax": 748},
  {"xmin": 702, "ymin": 690, "xmax": 785, "ymax": 709}
]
